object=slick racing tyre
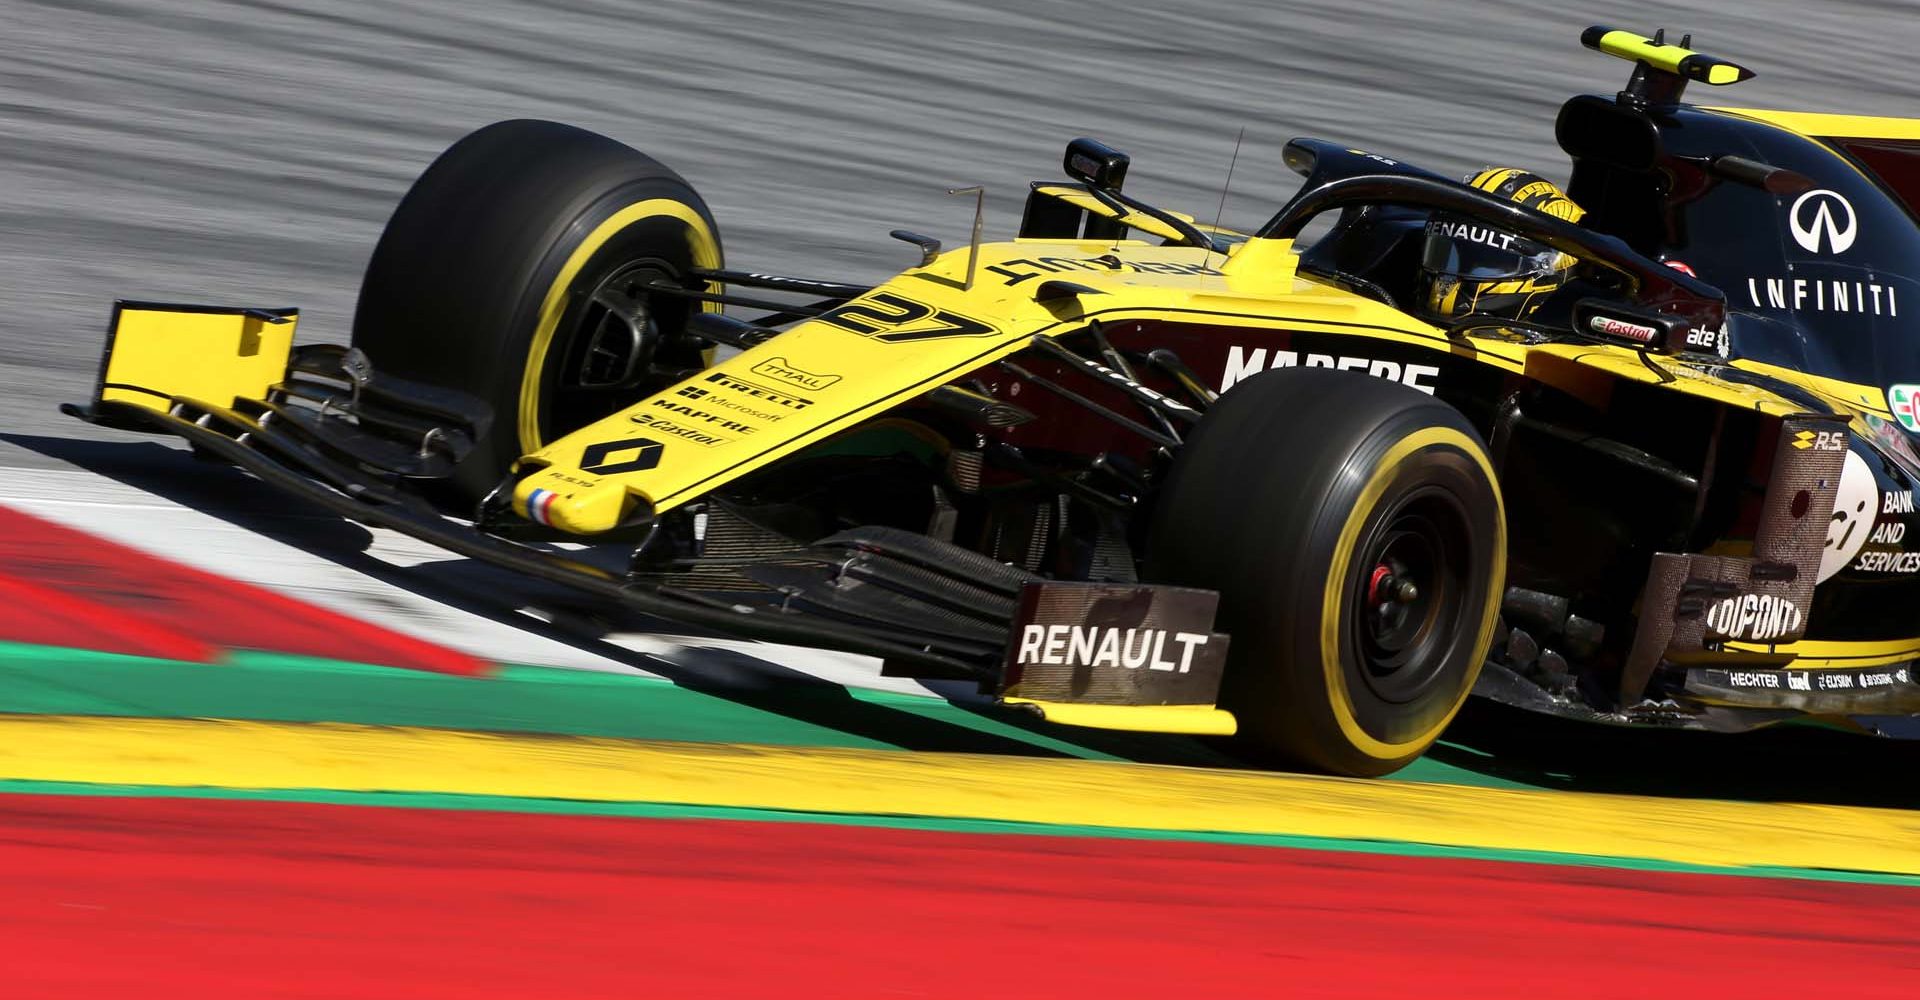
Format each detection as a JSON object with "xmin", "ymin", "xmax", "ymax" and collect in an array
[
  {"xmin": 352, "ymin": 119, "xmax": 722, "ymax": 505},
  {"xmin": 1147, "ymin": 367, "xmax": 1505, "ymax": 777}
]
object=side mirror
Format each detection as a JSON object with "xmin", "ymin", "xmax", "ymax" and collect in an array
[
  {"xmin": 1063, "ymin": 137, "xmax": 1130, "ymax": 191},
  {"xmin": 1556, "ymin": 95, "xmax": 1661, "ymax": 172}
]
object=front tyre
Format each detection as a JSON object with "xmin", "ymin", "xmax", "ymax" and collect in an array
[
  {"xmin": 1147, "ymin": 367, "xmax": 1505, "ymax": 777},
  {"xmin": 352, "ymin": 119, "xmax": 722, "ymax": 505}
]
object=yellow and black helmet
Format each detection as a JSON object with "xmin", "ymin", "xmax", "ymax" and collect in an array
[{"xmin": 1419, "ymin": 168, "xmax": 1586, "ymax": 321}]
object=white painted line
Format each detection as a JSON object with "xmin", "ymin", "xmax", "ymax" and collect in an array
[{"xmin": 0, "ymin": 465, "xmax": 945, "ymax": 697}]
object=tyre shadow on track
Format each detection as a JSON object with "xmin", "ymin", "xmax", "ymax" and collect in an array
[
  {"xmin": 10, "ymin": 435, "xmax": 1250, "ymax": 764},
  {"xmin": 16, "ymin": 432, "xmax": 1920, "ymax": 807},
  {"xmin": 1432, "ymin": 698, "xmax": 1920, "ymax": 808}
]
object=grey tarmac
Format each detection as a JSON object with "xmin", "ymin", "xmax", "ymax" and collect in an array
[{"xmin": 4, "ymin": 1, "xmax": 1918, "ymax": 467}]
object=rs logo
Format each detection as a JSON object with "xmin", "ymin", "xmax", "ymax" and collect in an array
[
  {"xmin": 818, "ymin": 293, "xmax": 995, "ymax": 342},
  {"xmin": 1792, "ymin": 429, "xmax": 1846, "ymax": 452}
]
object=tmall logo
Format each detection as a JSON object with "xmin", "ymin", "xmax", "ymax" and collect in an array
[{"xmin": 1789, "ymin": 189, "xmax": 1857, "ymax": 255}]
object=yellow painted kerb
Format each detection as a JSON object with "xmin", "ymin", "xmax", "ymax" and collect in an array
[{"xmin": 7, "ymin": 715, "xmax": 1919, "ymax": 875}]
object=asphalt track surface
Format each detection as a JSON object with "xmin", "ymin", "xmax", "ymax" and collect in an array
[{"xmin": 8, "ymin": 0, "xmax": 1920, "ymax": 468}]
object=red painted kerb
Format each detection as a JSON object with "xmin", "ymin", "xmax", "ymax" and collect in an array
[
  {"xmin": 0, "ymin": 507, "xmax": 486, "ymax": 675},
  {"xmin": 4, "ymin": 794, "xmax": 1917, "ymax": 999}
]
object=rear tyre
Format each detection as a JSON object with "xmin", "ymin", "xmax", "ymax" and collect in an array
[
  {"xmin": 352, "ymin": 119, "xmax": 722, "ymax": 505},
  {"xmin": 1147, "ymin": 367, "xmax": 1505, "ymax": 777}
]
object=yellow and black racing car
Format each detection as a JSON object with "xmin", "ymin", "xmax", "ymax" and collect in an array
[{"xmin": 69, "ymin": 27, "xmax": 1920, "ymax": 775}]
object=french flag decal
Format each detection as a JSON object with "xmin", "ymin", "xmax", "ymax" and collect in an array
[{"xmin": 527, "ymin": 488, "xmax": 558, "ymax": 527}]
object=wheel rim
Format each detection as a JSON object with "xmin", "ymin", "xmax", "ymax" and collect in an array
[
  {"xmin": 545, "ymin": 259, "xmax": 698, "ymax": 437},
  {"xmin": 1350, "ymin": 486, "xmax": 1472, "ymax": 704}
]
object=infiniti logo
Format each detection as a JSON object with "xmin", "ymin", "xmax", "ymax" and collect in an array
[{"xmin": 1789, "ymin": 189, "xmax": 1858, "ymax": 255}]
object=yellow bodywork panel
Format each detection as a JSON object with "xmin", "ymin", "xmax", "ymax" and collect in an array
[
  {"xmin": 514, "ymin": 246, "xmax": 1074, "ymax": 530},
  {"xmin": 1708, "ymin": 107, "xmax": 1920, "ymax": 142},
  {"xmin": 1025, "ymin": 186, "xmax": 1248, "ymax": 242},
  {"xmin": 1027, "ymin": 185, "xmax": 1198, "ymax": 243},
  {"xmin": 1215, "ymin": 234, "xmax": 1299, "ymax": 293},
  {"xmin": 509, "ymin": 230, "xmax": 1886, "ymax": 535},
  {"xmin": 1000, "ymin": 698, "xmax": 1238, "ymax": 736},
  {"xmin": 96, "ymin": 302, "xmax": 296, "ymax": 413},
  {"xmin": 1724, "ymin": 637, "xmax": 1920, "ymax": 668},
  {"xmin": 1521, "ymin": 345, "xmax": 1807, "ymax": 417},
  {"xmin": 1732, "ymin": 358, "xmax": 1895, "ymax": 416},
  {"xmin": 511, "ymin": 236, "xmax": 1471, "ymax": 531}
]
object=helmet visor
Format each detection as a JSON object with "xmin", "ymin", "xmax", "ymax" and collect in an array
[{"xmin": 1421, "ymin": 219, "xmax": 1561, "ymax": 280}]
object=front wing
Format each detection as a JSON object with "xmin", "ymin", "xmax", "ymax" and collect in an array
[{"xmin": 64, "ymin": 301, "xmax": 1236, "ymax": 734}]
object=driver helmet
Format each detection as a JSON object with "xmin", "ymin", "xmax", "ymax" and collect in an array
[{"xmin": 1419, "ymin": 167, "xmax": 1586, "ymax": 321}]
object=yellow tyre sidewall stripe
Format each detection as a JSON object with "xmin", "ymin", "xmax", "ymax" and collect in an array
[
  {"xmin": 516, "ymin": 198, "xmax": 721, "ymax": 453},
  {"xmin": 1320, "ymin": 427, "xmax": 1506, "ymax": 761},
  {"xmin": 6, "ymin": 715, "xmax": 1920, "ymax": 875}
]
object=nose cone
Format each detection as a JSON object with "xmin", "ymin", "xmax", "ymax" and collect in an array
[{"xmin": 515, "ymin": 472, "xmax": 641, "ymax": 535}]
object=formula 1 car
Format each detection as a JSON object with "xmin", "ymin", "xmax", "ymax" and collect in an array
[{"xmin": 67, "ymin": 26, "xmax": 1920, "ymax": 775}]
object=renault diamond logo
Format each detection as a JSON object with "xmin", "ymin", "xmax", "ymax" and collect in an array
[
  {"xmin": 578, "ymin": 437, "xmax": 663, "ymax": 475},
  {"xmin": 1789, "ymin": 189, "xmax": 1857, "ymax": 255}
]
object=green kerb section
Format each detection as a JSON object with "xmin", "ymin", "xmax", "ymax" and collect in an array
[
  {"xmin": 0, "ymin": 641, "xmax": 1079, "ymax": 754},
  {"xmin": 4, "ymin": 777, "xmax": 1914, "ymax": 888},
  {"xmin": 6, "ymin": 640, "xmax": 1900, "ymax": 884},
  {"xmin": 0, "ymin": 640, "xmax": 1521, "ymax": 786}
]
